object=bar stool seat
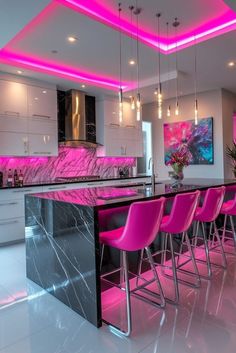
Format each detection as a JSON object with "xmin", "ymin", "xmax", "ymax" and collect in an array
[
  {"xmin": 100, "ymin": 198, "xmax": 166, "ymax": 337},
  {"xmin": 100, "ymin": 226, "xmax": 125, "ymax": 244}
]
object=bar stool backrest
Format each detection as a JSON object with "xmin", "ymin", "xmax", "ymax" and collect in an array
[
  {"xmin": 162, "ymin": 190, "xmax": 200, "ymax": 234},
  {"xmin": 117, "ymin": 198, "xmax": 166, "ymax": 251},
  {"xmin": 198, "ymin": 186, "xmax": 225, "ymax": 222}
]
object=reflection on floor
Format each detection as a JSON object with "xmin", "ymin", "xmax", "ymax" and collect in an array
[{"xmin": 0, "ymin": 243, "xmax": 236, "ymax": 352}]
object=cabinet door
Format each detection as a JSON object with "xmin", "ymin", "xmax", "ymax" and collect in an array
[
  {"xmin": 28, "ymin": 86, "xmax": 57, "ymax": 121},
  {"xmin": 28, "ymin": 133, "xmax": 58, "ymax": 156},
  {"xmin": 0, "ymin": 132, "xmax": 28, "ymax": 156},
  {"xmin": 123, "ymin": 101, "xmax": 137, "ymax": 128},
  {"xmin": 28, "ymin": 118, "xmax": 57, "ymax": 135},
  {"xmin": 0, "ymin": 80, "xmax": 28, "ymax": 117},
  {"xmin": 0, "ymin": 116, "xmax": 27, "ymax": 133},
  {"xmin": 104, "ymin": 100, "xmax": 120, "ymax": 126}
]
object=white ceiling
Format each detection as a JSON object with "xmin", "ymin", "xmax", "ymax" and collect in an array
[
  {"xmin": 0, "ymin": 0, "xmax": 236, "ymax": 103},
  {"xmin": 0, "ymin": 0, "xmax": 51, "ymax": 47}
]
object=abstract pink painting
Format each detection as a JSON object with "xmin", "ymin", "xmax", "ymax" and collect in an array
[{"xmin": 164, "ymin": 117, "xmax": 213, "ymax": 165}]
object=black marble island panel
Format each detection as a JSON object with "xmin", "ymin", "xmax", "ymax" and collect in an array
[
  {"xmin": 25, "ymin": 196, "xmax": 101, "ymax": 327},
  {"xmin": 25, "ymin": 178, "xmax": 236, "ymax": 328}
]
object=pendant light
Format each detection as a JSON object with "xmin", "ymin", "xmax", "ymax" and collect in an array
[
  {"xmin": 166, "ymin": 21, "xmax": 171, "ymax": 117},
  {"xmin": 156, "ymin": 13, "xmax": 162, "ymax": 119},
  {"xmin": 118, "ymin": 3, "xmax": 123, "ymax": 123},
  {"xmin": 173, "ymin": 18, "xmax": 180, "ymax": 116},
  {"xmin": 129, "ymin": 5, "xmax": 135, "ymax": 111},
  {"xmin": 194, "ymin": 35, "xmax": 198, "ymax": 125},
  {"xmin": 134, "ymin": 1, "xmax": 141, "ymax": 121}
]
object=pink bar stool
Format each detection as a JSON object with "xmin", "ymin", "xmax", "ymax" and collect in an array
[
  {"xmin": 100, "ymin": 198, "xmax": 165, "ymax": 337},
  {"xmin": 193, "ymin": 186, "xmax": 226, "ymax": 278},
  {"xmin": 158, "ymin": 190, "xmax": 201, "ymax": 304},
  {"xmin": 220, "ymin": 193, "xmax": 236, "ymax": 253}
]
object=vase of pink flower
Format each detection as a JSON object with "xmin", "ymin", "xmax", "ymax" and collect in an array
[{"xmin": 167, "ymin": 149, "xmax": 190, "ymax": 183}]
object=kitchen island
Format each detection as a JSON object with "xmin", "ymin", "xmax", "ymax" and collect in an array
[{"xmin": 25, "ymin": 179, "xmax": 236, "ymax": 328}]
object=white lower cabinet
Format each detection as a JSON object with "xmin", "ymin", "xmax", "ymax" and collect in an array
[
  {"xmin": 0, "ymin": 178, "xmax": 150, "ymax": 245},
  {"xmin": 0, "ymin": 218, "xmax": 25, "ymax": 244},
  {"xmin": 0, "ymin": 187, "xmax": 42, "ymax": 245}
]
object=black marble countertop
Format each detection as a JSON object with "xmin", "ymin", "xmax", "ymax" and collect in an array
[
  {"xmin": 27, "ymin": 178, "xmax": 236, "ymax": 210},
  {"xmin": 0, "ymin": 174, "xmax": 151, "ymax": 190}
]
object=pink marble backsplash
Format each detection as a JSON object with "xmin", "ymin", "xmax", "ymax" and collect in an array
[{"xmin": 0, "ymin": 147, "xmax": 136, "ymax": 184}]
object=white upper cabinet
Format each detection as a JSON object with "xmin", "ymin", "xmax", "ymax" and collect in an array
[
  {"xmin": 96, "ymin": 98, "xmax": 143, "ymax": 157},
  {"xmin": 0, "ymin": 132, "xmax": 28, "ymax": 156},
  {"xmin": 28, "ymin": 86, "xmax": 57, "ymax": 121},
  {"xmin": 0, "ymin": 77, "xmax": 58, "ymax": 157},
  {"xmin": 0, "ymin": 80, "xmax": 28, "ymax": 117}
]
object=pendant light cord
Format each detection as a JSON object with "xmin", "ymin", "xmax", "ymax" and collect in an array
[
  {"xmin": 118, "ymin": 3, "xmax": 122, "ymax": 91},
  {"xmin": 157, "ymin": 13, "xmax": 161, "ymax": 92},
  {"xmin": 167, "ymin": 22, "xmax": 170, "ymax": 99},
  {"xmin": 136, "ymin": 0, "xmax": 140, "ymax": 94},
  {"xmin": 194, "ymin": 34, "xmax": 197, "ymax": 102}
]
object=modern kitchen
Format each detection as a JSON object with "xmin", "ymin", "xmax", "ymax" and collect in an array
[{"xmin": 1, "ymin": 0, "xmax": 236, "ymax": 352}]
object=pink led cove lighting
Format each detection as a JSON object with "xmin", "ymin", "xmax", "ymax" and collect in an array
[
  {"xmin": 0, "ymin": 49, "xmax": 128, "ymax": 91},
  {"xmin": 57, "ymin": 0, "xmax": 236, "ymax": 53}
]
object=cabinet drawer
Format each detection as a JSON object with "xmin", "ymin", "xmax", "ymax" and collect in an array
[
  {"xmin": 0, "ymin": 200, "xmax": 24, "ymax": 220},
  {"xmin": 0, "ymin": 187, "xmax": 43, "ymax": 201},
  {"xmin": 0, "ymin": 217, "xmax": 25, "ymax": 244}
]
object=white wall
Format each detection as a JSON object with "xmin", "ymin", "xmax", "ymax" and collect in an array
[
  {"xmin": 142, "ymin": 89, "xmax": 236, "ymax": 179},
  {"xmin": 222, "ymin": 89, "xmax": 236, "ymax": 179}
]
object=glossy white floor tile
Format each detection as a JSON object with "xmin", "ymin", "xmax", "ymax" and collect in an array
[{"xmin": 0, "ymin": 243, "xmax": 236, "ymax": 353}]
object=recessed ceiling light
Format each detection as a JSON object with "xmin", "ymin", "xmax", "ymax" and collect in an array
[
  {"xmin": 17, "ymin": 70, "xmax": 23, "ymax": 74},
  {"xmin": 81, "ymin": 84, "xmax": 86, "ymax": 88},
  {"xmin": 42, "ymin": 90, "xmax": 47, "ymax": 94},
  {"xmin": 154, "ymin": 90, "xmax": 158, "ymax": 95},
  {"xmin": 67, "ymin": 36, "xmax": 78, "ymax": 43},
  {"xmin": 34, "ymin": 97, "xmax": 39, "ymax": 101},
  {"xmin": 129, "ymin": 59, "xmax": 136, "ymax": 65},
  {"xmin": 228, "ymin": 61, "xmax": 235, "ymax": 67}
]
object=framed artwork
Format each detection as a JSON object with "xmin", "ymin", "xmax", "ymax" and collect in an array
[{"xmin": 164, "ymin": 117, "xmax": 214, "ymax": 165}]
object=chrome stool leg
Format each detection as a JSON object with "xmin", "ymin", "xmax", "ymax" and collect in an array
[
  {"xmin": 169, "ymin": 234, "xmax": 179, "ymax": 304},
  {"xmin": 213, "ymin": 221, "xmax": 227, "ymax": 268},
  {"xmin": 145, "ymin": 246, "xmax": 165, "ymax": 308},
  {"xmin": 108, "ymin": 250, "xmax": 132, "ymax": 337},
  {"xmin": 229, "ymin": 215, "xmax": 236, "ymax": 249},
  {"xmin": 202, "ymin": 221, "xmax": 212, "ymax": 278}
]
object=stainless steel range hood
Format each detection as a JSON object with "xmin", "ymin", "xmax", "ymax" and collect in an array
[{"xmin": 59, "ymin": 89, "xmax": 100, "ymax": 148}]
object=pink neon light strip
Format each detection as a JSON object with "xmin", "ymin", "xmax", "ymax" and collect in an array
[
  {"xmin": 57, "ymin": 0, "xmax": 236, "ymax": 53},
  {"xmin": 0, "ymin": 49, "xmax": 129, "ymax": 90}
]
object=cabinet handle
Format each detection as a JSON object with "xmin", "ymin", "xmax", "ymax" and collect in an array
[
  {"xmin": 32, "ymin": 114, "xmax": 51, "ymax": 119},
  {"xmin": 89, "ymin": 182, "xmax": 104, "ymax": 186},
  {"xmin": 32, "ymin": 152, "xmax": 51, "ymax": 155},
  {"xmin": 0, "ymin": 202, "xmax": 18, "ymax": 206},
  {"xmin": 0, "ymin": 220, "xmax": 19, "ymax": 226},
  {"xmin": 4, "ymin": 111, "xmax": 20, "ymax": 117},
  {"xmin": 13, "ymin": 189, "xmax": 33, "ymax": 193},
  {"xmin": 125, "ymin": 125, "xmax": 136, "ymax": 128},
  {"xmin": 109, "ymin": 123, "xmax": 120, "ymax": 127},
  {"xmin": 48, "ymin": 186, "xmax": 66, "ymax": 190}
]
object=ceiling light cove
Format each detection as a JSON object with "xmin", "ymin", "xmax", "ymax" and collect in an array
[
  {"xmin": 57, "ymin": 0, "xmax": 236, "ymax": 53},
  {"xmin": 0, "ymin": 49, "xmax": 130, "ymax": 91}
]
